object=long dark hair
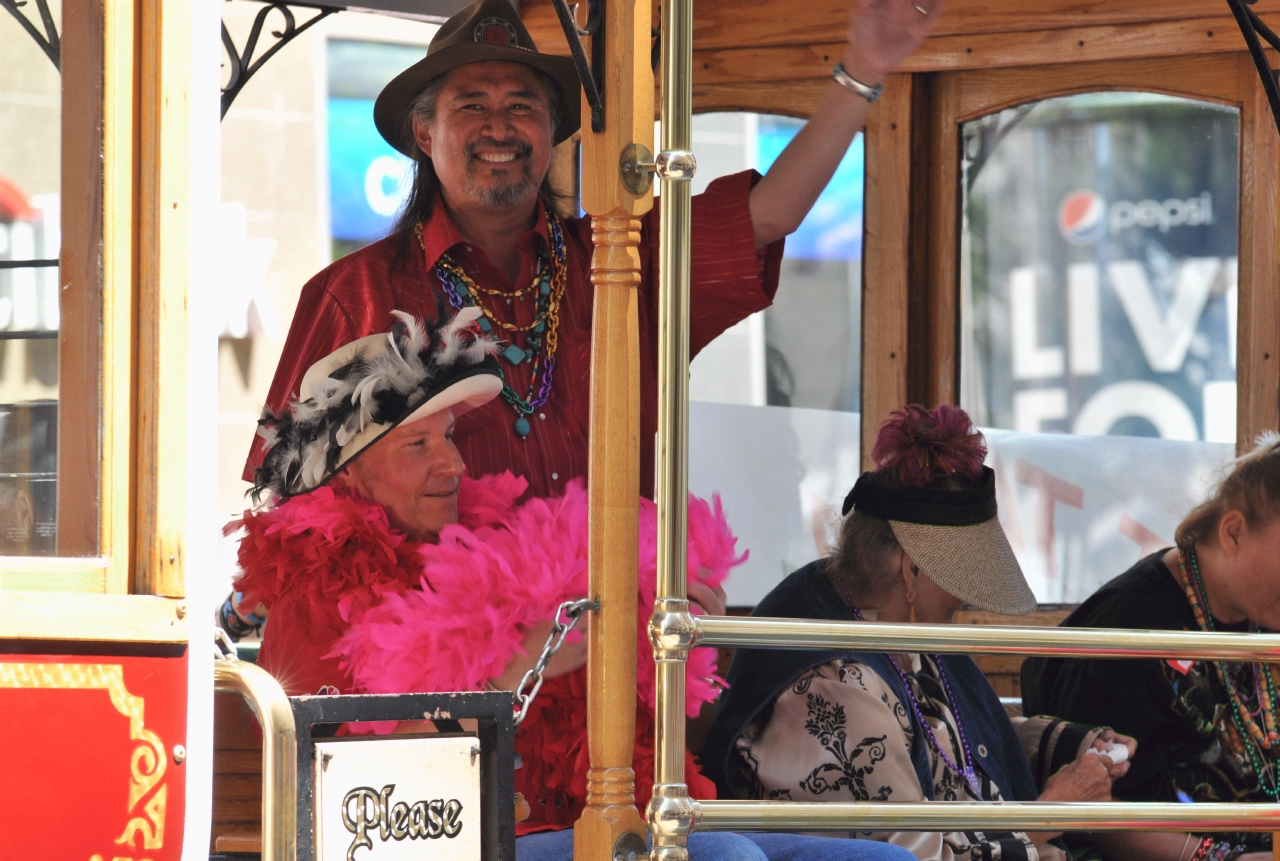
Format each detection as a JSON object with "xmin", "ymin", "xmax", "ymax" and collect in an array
[{"xmin": 388, "ymin": 68, "xmax": 574, "ymax": 271}]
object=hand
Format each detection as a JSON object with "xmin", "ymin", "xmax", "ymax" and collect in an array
[
  {"xmin": 491, "ymin": 617, "xmax": 588, "ymax": 691},
  {"xmin": 1038, "ymin": 753, "xmax": 1113, "ymax": 804},
  {"xmin": 1091, "ymin": 729, "xmax": 1137, "ymax": 780},
  {"xmin": 842, "ymin": 0, "xmax": 943, "ymax": 85},
  {"xmin": 689, "ymin": 573, "xmax": 727, "ymax": 617},
  {"xmin": 1024, "ymin": 753, "xmax": 1113, "ymax": 846}
]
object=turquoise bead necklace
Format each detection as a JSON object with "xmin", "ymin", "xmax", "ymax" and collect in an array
[{"xmin": 418, "ymin": 212, "xmax": 568, "ymax": 438}]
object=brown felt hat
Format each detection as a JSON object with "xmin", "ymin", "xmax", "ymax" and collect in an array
[{"xmin": 373, "ymin": 0, "xmax": 582, "ymax": 154}]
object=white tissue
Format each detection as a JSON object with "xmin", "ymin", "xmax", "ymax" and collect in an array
[{"xmin": 1086, "ymin": 742, "xmax": 1129, "ymax": 764}]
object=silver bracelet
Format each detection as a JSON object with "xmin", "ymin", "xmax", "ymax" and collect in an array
[{"xmin": 832, "ymin": 62, "xmax": 883, "ymax": 103}]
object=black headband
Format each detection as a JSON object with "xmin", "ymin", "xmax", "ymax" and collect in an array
[{"xmin": 841, "ymin": 466, "xmax": 998, "ymax": 526}]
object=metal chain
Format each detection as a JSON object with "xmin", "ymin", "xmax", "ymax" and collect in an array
[{"xmin": 513, "ymin": 598, "xmax": 599, "ymax": 726}]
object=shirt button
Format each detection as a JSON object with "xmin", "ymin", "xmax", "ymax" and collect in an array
[
  {"xmin": 539, "ymin": 413, "xmax": 546, "ymax": 420},
  {"xmin": 551, "ymin": 473, "xmax": 559, "ymax": 480},
  {"xmin": 976, "ymin": 744, "xmax": 988, "ymax": 758}
]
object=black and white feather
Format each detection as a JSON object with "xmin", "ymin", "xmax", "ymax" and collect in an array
[{"xmin": 253, "ymin": 305, "xmax": 500, "ymax": 503}]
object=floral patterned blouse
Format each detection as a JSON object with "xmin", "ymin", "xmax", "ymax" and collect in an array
[{"xmin": 735, "ymin": 655, "xmax": 1072, "ymax": 861}]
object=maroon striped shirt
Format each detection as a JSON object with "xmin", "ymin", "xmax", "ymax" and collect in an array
[{"xmin": 244, "ymin": 170, "xmax": 783, "ymax": 499}]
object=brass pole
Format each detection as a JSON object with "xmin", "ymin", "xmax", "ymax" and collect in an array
[
  {"xmin": 214, "ymin": 657, "xmax": 297, "ymax": 861},
  {"xmin": 693, "ymin": 615, "xmax": 1280, "ymax": 661},
  {"xmin": 692, "ymin": 800, "xmax": 1280, "ymax": 832},
  {"xmin": 649, "ymin": 0, "xmax": 696, "ymax": 860}
]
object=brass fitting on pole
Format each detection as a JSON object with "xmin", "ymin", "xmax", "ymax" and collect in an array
[
  {"xmin": 648, "ymin": 784, "xmax": 698, "ymax": 861},
  {"xmin": 649, "ymin": 599, "xmax": 699, "ymax": 661}
]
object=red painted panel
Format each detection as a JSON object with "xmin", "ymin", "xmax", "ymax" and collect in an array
[{"xmin": 0, "ymin": 652, "xmax": 188, "ymax": 861}]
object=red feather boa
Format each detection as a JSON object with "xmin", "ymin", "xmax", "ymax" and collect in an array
[{"xmin": 234, "ymin": 472, "xmax": 746, "ymax": 834}]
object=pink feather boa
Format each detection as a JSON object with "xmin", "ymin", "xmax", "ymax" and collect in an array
[{"xmin": 330, "ymin": 475, "xmax": 747, "ymax": 718}]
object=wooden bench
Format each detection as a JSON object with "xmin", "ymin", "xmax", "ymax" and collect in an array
[
  {"xmin": 956, "ymin": 606, "xmax": 1074, "ymax": 704},
  {"xmin": 212, "ymin": 691, "xmax": 266, "ymax": 856},
  {"xmin": 213, "ymin": 607, "xmax": 1075, "ymax": 854}
]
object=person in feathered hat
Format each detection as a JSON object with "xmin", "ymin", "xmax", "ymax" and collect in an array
[
  {"xmin": 703, "ymin": 404, "xmax": 1139, "ymax": 861},
  {"xmin": 234, "ymin": 309, "xmax": 918, "ymax": 861},
  {"xmin": 236, "ymin": 304, "xmax": 505, "ymax": 692},
  {"xmin": 244, "ymin": 0, "xmax": 945, "ymax": 504}
]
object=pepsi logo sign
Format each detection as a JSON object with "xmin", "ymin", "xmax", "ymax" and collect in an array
[{"xmin": 1058, "ymin": 189, "xmax": 1107, "ymax": 246}]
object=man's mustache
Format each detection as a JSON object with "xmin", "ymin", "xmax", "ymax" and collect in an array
[{"xmin": 466, "ymin": 138, "xmax": 533, "ymax": 159}]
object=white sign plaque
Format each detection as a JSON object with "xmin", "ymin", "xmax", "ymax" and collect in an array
[{"xmin": 315, "ymin": 735, "xmax": 483, "ymax": 861}]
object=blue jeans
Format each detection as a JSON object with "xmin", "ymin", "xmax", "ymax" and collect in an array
[{"xmin": 515, "ymin": 828, "xmax": 915, "ymax": 861}]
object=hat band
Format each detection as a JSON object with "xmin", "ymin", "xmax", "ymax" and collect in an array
[{"xmin": 844, "ymin": 467, "xmax": 998, "ymax": 526}]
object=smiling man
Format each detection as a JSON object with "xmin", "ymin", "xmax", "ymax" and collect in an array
[{"xmin": 244, "ymin": 0, "xmax": 942, "ymax": 501}]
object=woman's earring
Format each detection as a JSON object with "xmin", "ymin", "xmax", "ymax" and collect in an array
[{"xmin": 908, "ymin": 594, "xmax": 917, "ymax": 624}]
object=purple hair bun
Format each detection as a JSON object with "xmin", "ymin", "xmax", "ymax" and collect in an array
[{"xmin": 871, "ymin": 404, "xmax": 987, "ymax": 488}]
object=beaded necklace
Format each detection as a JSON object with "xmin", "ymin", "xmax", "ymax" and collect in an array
[
  {"xmin": 829, "ymin": 568, "xmax": 984, "ymax": 798},
  {"xmin": 1176, "ymin": 546, "xmax": 1280, "ymax": 798},
  {"xmin": 416, "ymin": 212, "xmax": 568, "ymax": 438}
]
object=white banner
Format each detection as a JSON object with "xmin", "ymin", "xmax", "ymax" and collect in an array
[
  {"xmin": 689, "ymin": 401, "xmax": 1235, "ymax": 607},
  {"xmin": 690, "ymin": 402, "xmax": 860, "ymax": 605}
]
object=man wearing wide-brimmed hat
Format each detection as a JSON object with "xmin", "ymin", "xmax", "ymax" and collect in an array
[{"xmin": 245, "ymin": 0, "xmax": 942, "ymax": 499}]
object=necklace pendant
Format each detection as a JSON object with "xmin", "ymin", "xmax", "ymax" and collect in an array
[
  {"xmin": 477, "ymin": 318, "xmax": 492, "ymax": 333},
  {"xmin": 514, "ymin": 416, "xmax": 531, "ymax": 437},
  {"xmin": 503, "ymin": 344, "xmax": 528, "ymax": 365}
]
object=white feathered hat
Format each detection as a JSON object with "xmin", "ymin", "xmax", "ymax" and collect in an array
[{"xmin": 252, "ymin": 306, "xmax": 503, "ymax": 502}]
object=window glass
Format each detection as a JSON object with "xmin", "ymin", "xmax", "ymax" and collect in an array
[
  {"xmin": 0, "ymin": 2, "xmax": 62, "ymax": 556},
  {"xmin": 327, "ymin": 39, "xmax": 425, "ymax": 260},
  {"xmin": 217, "ymin": 13, "xmax": 440, "ymax": 614},
  {"xmin": 960, "ymin": 92, "xmax": 1239, "ymax": 600},
  {"xmin": 684, "ymin": 112, "xmax": 862, "ymax": 605}
]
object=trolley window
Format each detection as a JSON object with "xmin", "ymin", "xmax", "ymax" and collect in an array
[
  {"xmin": 959, "ymin": 92, "xmax": 1240, "ymax": 601},
  {"xmin": 685, "ymin": 111, "xmax": 863, "ymax": 606}
]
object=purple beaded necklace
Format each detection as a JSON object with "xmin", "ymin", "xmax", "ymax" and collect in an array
[{"xmin": 829, "ymin": 568, "xmax": 984, "ymax": 798}]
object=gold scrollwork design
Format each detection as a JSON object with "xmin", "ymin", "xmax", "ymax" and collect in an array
[{"xmin": 0, "ymin": 663, "xmax": 170, "ymax": 852}]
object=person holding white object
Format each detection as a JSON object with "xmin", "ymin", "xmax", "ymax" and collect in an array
[
  {"xmin": 1024, "ymin": 434, "xmax": 1280, "ymax": 861},
  {"xmin": 704, "ymin": 404, "xmax": 1137, "ymax": 861}
]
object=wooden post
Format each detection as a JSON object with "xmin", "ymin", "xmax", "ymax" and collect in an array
[
  {"xmin": 133, "ymin": 0, "xmax": 190, "ymax": 597},
  {"xmin": 1237, "ymin": 52, "xmax": 1280, "ymax": 455},
  {"xmin": 574, "ymin": 0, "xmax": 654, "ymax": 858},
  {"xmin": 860, "ymin": 73, "xmax": 912, "ymax": 471}
]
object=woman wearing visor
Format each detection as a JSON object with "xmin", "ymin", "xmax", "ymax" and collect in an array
[{"xmin": 702, "ymin": 404, "xmax": 1134, "ymax": 861}]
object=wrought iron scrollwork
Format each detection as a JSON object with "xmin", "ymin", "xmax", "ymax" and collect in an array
[
  {"xmin": 1228, "ymin": 0, "xmax": 1280, "ymax": 137},
  {"xmin": 0, "ymin": 0, "xmax": 60, "ymax": 70},
  {"xmin": 550, "ymin": 0, "xmax": 605, "ymax": 133},
  {"xmin": 222, "ymin": 3, "xmax": 335, "ymax": 118}
]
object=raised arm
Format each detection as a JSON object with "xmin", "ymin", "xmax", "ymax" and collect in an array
[{"xmin": 748, "ymin": 0, "xmax": 942, "ymax": 249}]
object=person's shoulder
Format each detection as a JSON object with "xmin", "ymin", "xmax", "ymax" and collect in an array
[
  {"xmin": 1061, "ymin": 549, "xmax": 1185, "ymax": 629},
  {"xmin": 302, "ymin": 234, "xmax": 409, "ymax": 303},
  {"xmin": 751, "ymin": 559, "xmax": 829, "ymax": 619}
]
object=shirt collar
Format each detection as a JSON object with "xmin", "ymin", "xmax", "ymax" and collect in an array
[{"xmin": 418, "ymin": 196, "xmax": 552, "ymax": 269}]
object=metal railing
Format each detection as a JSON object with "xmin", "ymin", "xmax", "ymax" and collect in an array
[
  {"xmin": 648, "ymin": 614, "xmax": 1280, "ymax": 843},
  {"xmin": 214, "ymin": 654, "xmax": 298, "ymax": 861},
  {"xmin": 645, "ymin": 0, "xmax": 1280, "ymax": 856}
]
